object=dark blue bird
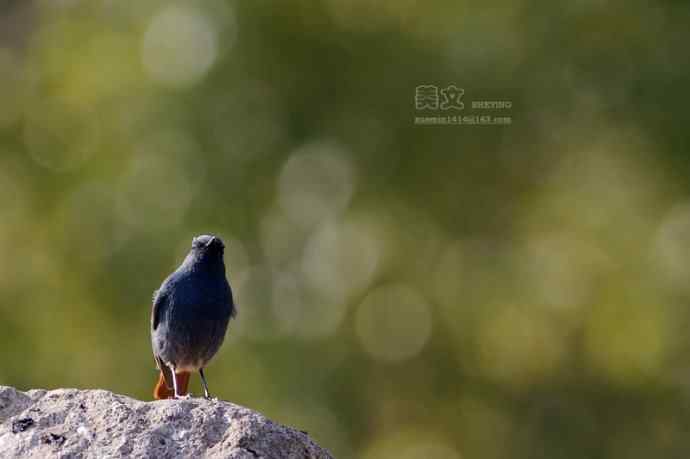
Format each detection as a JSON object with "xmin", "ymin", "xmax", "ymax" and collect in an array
[{"xmin": 151, "ymin": 235, "xmax": 235, "ymax": 399}]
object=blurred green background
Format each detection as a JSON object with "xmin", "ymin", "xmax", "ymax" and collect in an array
[{"xmin": 1, "ymin": 0, "xmax": 690, "ymax": 458}]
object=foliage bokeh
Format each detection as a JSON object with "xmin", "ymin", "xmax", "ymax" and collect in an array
[{"xmin": 1, "ymin": 1, "xmax": 690, "ymax": 458}]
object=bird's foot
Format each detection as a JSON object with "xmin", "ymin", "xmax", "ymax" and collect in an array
[{"xmin": 174, "ymin": 394, "xmax": 193, "ymax": 400}]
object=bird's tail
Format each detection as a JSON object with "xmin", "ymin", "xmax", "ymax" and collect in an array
[{"xmin": 153, "ymin": 371, "xmax": 190, "ymax": 399}]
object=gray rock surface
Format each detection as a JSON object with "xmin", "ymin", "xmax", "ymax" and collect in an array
[{"xmin": 0, "ymin": 386, "xmax": 333, "ymax": 459}]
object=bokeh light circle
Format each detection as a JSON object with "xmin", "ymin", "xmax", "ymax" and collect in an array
[
  {"xmin": 271, "ymin": 269, "xmax": 349, "ymax": 339},
  {"xmin": 278, "ymin": 140, "xmax": 356, "ymax": 228},
  {"xmin": 302, "ymin": 219, "xmax": 380, "ymax": 301},
  {"xmin": 654, "ymin": 203, "xmax": 690, "ymax": 292},
  {"xmin": 356, "ymin": 283, "xmax": 432, "ymax": 362},
  {"xmin": 361, "ymin": 430, "xmax": 462, "ymax": 459},
  {"xmin": 260, "ymin": 206, "xmax": 311, "ymax": 268},
  {"xmin": 476, "ymin": 305, "xmax": 566, "ymax": 387},
  {"xmin": 142, "ymin": 5, "xmax": 218, "ymax": 88}
]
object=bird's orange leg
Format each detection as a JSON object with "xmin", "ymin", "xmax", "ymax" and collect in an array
[{"xmin": 153, "ymin": 371, "xmax": 191, "ymax": 399}]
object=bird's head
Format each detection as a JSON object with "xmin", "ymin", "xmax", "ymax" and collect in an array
[{"xmin": 190, "ymin": 234, "xmax": 225, "ymax": 262}]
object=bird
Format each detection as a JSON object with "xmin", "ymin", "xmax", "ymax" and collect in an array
[{"xmin": 151, "ymin": 234, "xmax": 236, "ymax": 399}]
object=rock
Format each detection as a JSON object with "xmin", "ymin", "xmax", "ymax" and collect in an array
[{"xmin": 0, "ymin": 386, "xmax": 333, "ymax": 459}]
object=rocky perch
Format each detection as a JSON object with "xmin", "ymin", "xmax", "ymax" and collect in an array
[{"xmin": 0, "ymin": 386, "xmax": 333, "ymax": 459}]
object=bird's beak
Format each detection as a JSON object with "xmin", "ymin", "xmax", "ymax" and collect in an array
[{"xmin": 206, "ymin": 237, "xmax": 216, "ymax": 247}]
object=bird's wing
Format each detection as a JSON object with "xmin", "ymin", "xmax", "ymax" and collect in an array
[
  {"xmin": 228, "ymin": 281, "xmax": 237, "ymax": 319},
  {"xmin": 151, "ymin": 288, "xmax": 168, "ymax": 331},
  {"xmin": 152, "ymin": 288, "xmax": 174, "ymax": 390}
]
